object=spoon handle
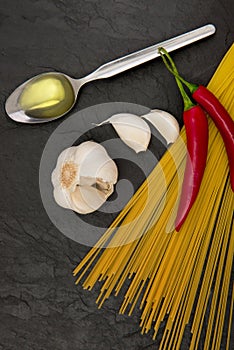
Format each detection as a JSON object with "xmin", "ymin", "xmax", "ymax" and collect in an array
[{"xmin": 83, "ymin": 24, "xmax": 215, "ymax": 82}]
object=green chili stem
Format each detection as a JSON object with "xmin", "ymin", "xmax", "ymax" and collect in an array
[
  {"xmin": 158, "ymin": 47, "xmax": 195, "ymax": 111},
  {"xmin": 175, "ymin": 76, "xmax": 194, "ymax": 111},
  {"xmin": 158, "ymin": 47, "xmax": 198, "ymax": 94}
]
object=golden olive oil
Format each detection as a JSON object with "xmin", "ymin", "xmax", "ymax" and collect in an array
[{"xmin": 19, "ymin": 73, "xmax": 75, "ymax": 118}]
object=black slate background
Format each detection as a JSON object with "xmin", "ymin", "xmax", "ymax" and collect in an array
[{"xmin": 0, "ymin": 1, "xmax": 234, "ymax": 349}]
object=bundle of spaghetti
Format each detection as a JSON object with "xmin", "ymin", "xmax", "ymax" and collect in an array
[{"xmin": 74, "ymin": 44, "xmax": 234, "ymax": 350}]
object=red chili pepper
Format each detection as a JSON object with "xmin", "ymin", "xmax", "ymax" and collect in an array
[
  {"xmin": 175, "ymin": 105, "xmax": 208, "ymax": 231},
  {"xmin": 191, "ymin": 86, "xmax": 234, "ymax": 191},
  {"xmin": 158, "ymin": 48, "xmax": 209, "ymax": 231},
  {"xmin": 159, "ymin": 47, "xmax": 234, "ymax": 192}
]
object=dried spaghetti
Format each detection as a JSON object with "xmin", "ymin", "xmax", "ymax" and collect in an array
[{"xmin": 74, "ymin": 44, "xmax": 234, "ymax": 350}]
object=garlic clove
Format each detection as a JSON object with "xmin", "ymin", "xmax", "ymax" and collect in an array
[
  {"xmin": 142, "ymin": 109, "xmax": 180, "ymax": 145},
  {"xmin": 95, "ymin": 113, "xmax": 151, "ymax": 153},
  {"xmin": 78, "ymin": 151, "xmax": 118, "ymax": 185},
  {"xmin": 53, "ymin": 185, "xmax": 75, "ymax": 210},
  {"xmin": 71, "ymin": 185, "xmax": 107, "ymax": 214},
  {"xmin": 73, "ymin": 141, "xmax": 106, "ymax": 166}
]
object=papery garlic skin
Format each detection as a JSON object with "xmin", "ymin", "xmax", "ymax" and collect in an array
[
  {"xmin": 51, "ymin": 147, "xmax": 79, "ymax": 192},
  {"xmin": 142, "ymin": 109, "xmax": 180, "ymax": 145},
  {"xmin": 51, "ymin": 141, "xmax": 118, "ymax": 214},
  {"xmin": 95, "ymin": 113, "xmax": 151, "ymax": 153}
]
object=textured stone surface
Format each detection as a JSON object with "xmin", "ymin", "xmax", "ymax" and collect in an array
[{"xmin": 0, "ymin": 1, "xmax": 233, "ymax": 349}]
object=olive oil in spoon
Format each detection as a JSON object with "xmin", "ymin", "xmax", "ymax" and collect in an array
[{"xmin": 19, "ymin": 73, "xmax": 75, "ymax": 119}]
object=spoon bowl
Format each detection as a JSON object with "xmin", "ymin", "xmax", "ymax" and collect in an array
[
  {"xmin": 5, "ymin": 72, "xmax": 85, "ymax": 123},
  {"xmin": 5, "ymin": 24, "xmax": 216, "ymax": 124}
]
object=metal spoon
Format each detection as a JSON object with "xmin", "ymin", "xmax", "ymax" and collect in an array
[{"xmin": 6, "ymin": 24, "xmax": 215, "ymax": 124}]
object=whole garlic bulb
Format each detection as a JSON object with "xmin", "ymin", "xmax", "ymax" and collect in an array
[{"xmin": 51, "ymin": 141, "xmax": 118, "ymax": 214}]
